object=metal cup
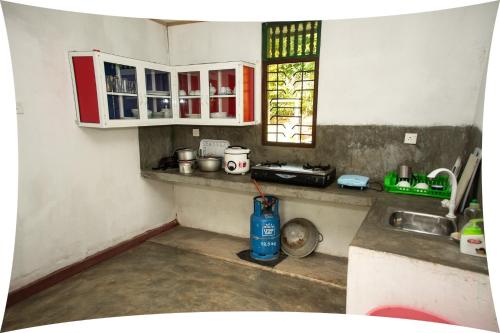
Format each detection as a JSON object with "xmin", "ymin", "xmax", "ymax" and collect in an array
[{"xmin": 398, "ymin": 165, "xmax": 412, "ymax": 180}]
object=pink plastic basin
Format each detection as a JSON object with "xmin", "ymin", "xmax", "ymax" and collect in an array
[{"xmin": 368, "ymin": 306, "xmax": 453, "ymax": 325}]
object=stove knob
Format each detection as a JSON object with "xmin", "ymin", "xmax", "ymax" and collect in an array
[{"xmin": 227, "ymin": 161, "xmax": 237, "ymax": 171}]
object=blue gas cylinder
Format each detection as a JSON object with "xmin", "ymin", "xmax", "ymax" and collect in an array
[{"xmin": 250, "ymin": 195, "xmax": 280, "ymax": 261}]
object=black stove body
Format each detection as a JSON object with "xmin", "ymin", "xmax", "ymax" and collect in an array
[{"xmin": 251, "ymin": 162, "xmax": 336, "ymax": 188}]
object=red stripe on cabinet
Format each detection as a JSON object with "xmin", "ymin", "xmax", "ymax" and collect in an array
[
  {"xmin": 72, "ymin": 56, "xmax": 100, "ymax": 123},
  {"xmin": 243, "ymin": 66, "xmax": 254, "ymax": 122}
]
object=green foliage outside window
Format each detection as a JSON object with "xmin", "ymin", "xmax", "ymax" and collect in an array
[{"xmin": 263, "ymin": 21, "xmax": 320, "ymax": 145}]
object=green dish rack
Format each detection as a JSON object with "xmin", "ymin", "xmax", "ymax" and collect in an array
[{"xmin": 384, "ymin": 171, "xmax": 451, "ymax": 199}]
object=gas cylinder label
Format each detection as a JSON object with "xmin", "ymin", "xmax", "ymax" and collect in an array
[
  {"xmin": 262, "ymin": 223, "xmax": 275, "ymax": 236},
  {"xmin": 260, "ymin": 241, "xmax": 277, "ymax": 247}
]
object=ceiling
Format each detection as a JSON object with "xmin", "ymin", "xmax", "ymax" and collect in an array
[{"xmin": 150, "ymin": 19, "xmax": 200, "ymax": 27}]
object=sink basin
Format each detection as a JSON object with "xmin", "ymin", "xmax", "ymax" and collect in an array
[{"xmin": 387, "ymin": 211, "xmax": 456, "ymax": 237}]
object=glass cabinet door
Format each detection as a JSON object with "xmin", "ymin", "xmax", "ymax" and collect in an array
[
  {"xmin": 104, "ymin": 62, "xmax": 139, "ymax": 120},
  {"xmin": 177, "ymin": 71, "xmax": 201, "ymax": 119},
  {"xmin": 209, "ymin": 69, "xmax": 236, "ymax": 119},
  {"xmin": 145, "ymin": 68, "xmax": 172, "ymax": 119}
]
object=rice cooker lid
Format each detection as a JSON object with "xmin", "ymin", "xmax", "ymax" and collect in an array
[{"xmin": 225, "ymin": 146, "xmax": 251, "ymax": 155}]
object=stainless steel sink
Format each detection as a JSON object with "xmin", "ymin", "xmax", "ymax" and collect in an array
[{"xmin": 387, "ymin": 211, "xmax": 457, "ymax": 237}]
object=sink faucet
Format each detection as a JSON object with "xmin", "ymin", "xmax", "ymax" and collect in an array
[{"xmin": 427, "ymin": 168, "xmax": 458, "ymax": 220}]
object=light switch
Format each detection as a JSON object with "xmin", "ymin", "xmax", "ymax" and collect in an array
[
  {"xmin": 193, "ymin": 128, "xmax": 200, "ymax": 137},
  {"xmin": 16, "ymin": 102, "xmax": 24, "ymax": 115}
]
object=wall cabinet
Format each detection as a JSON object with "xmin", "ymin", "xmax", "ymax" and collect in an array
[{"xmin": 69, "ymin": 51, "xmax": 255, "ymax": 128}]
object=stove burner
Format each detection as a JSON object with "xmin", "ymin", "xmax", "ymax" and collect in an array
[
  {"xmin": 303, "ymin": 163, "xmax": 331, "ymax": 171},
  {"xmin": 259, "ymin": 161, "xmax": 287, "ymax": 167}
]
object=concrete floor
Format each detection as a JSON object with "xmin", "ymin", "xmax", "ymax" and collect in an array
[
  {"xmin": 150, "ymin": 226, "xmax": 348, "ymax": 288},
  {"xmin": 2, "ymin": 230, "xmax": 346, "ymax": 332}
]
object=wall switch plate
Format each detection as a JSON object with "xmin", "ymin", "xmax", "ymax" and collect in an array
[
  {"xmin": 16, "ymin": 102, "xmax": 24, "ymax": 115},
  {"xmin": 192, "ymin": 128, "xmax": 200, "ymax": 137},
  {"xmin": 404, "ymin": 133, "xmax": 417, "ymax": 144}
]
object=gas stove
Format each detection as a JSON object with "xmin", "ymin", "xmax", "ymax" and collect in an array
[{"xmin": 251, "ymin": 161, "xmax": 336, "ymax": 188}]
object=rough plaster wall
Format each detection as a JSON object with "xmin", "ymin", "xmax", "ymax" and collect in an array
[
  {"xmin": 3, "ymin": 3, "xmax": 175, "ymax": 291},
  {"xmin": 346, "ymin": 246, "xmax": 497, "ymax": 331},
  {"xmin": 163, "ymin": 124, "xmax": 474, "ymax": 181},
  {"xmin": 138, "ymin": 126, "xmax": 174, "ymax": 169},
  {"xmin": 167, "ymin": 3, "xmax": 497, "ymax": 127},
  {"xmin": 174, "ymin": 184, "xmax": 369, "ymax": 257}
]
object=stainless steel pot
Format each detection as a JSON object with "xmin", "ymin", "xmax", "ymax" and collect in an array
[
  {"xmin": 176, "ymin": 148, "xmax": 196, "ymax": 161},
  {"xmin": 179, "ymin": 160, "xmax": 195, "ymax": 174},
  {"xmin": 197, "ymin": 156, "xmax": 222, "ymax": 172}
]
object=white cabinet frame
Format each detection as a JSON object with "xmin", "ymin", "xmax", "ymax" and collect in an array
[{"xmin": 69, "ymin": 51, "xmax": 255, "ymax": 128}]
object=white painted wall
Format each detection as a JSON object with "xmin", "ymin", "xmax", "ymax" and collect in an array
[
  {"xmin": 3, "ymin": 3, "xmax": 175, "ymax": 291},
  {"xmin": 473, "ymin": 62, "xmax": 487, "ymax": 131},
  {"xmin": 347, "ymin": 246, "xmax": 497, "ymax": 331},
  {"xmin": 168, "ymin": 22, "xmax": 262, "ymax": 122},
  {"xmin": 168, "ymin": 2, "xmax": 497, "ymax": 127},
  {"xmin": 174, "ymin": 184, "xmax": 369, "ymax": 257}
]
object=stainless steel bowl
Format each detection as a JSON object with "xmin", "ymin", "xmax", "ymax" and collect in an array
[
  {"xmin": 281, "ymin": 218, "xmax": 323, "ymax": 258},
  {"xmin": 197, "ymin": 156, "xmax": 222, "ymax": 172}
]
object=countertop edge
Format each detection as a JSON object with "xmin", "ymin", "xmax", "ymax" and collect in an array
[
  {"xmin": 348, "ymin": 244, "xmax": 489, "ymax": 276},
  {"xmin": 141, "ymin": 169, "xmax": 375, "ymax": 207}
]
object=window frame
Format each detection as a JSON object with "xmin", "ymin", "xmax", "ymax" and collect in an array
[
  {"xmin": 261, "ymin": 22, "xmax": 321, "ymax": 148},
  {"xmin": 261, "ymin": 56, "xmax": 320, "ymax": 148}
]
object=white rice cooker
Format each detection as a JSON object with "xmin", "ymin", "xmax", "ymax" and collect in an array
[{"xmin": 224, "ymin": 146, "xmax": 251, "ymax": 174}]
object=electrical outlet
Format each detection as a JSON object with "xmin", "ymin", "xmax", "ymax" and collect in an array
[
  {"xmin": 404, "ymin": 133, "xmax": 418, "ymax": 145},
  {"xmin": 192, "ymin": 128, "xmax": 200, "ymax": 137}
]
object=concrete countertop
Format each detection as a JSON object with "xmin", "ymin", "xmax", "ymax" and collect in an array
[
  {"xmin": 141, "ymin": 168, "xmax": 489, "ymax": 275},
  {"xmin": 141, "ymin": 168, "xmax": 385, "ymax": 207},
  {"xmin": 351, "ymin": 195, "xmax": 489, "ymax": 275}
]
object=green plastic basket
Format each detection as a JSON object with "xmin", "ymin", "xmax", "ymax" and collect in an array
[{"xmin": 384, "ymin": 171, "xmax": 451, "ymax": 199}]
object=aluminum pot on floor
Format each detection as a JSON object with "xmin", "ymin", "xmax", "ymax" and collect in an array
[{"xmin": 280, "ymin": 218, "xmax": 323, "ymax": 258}]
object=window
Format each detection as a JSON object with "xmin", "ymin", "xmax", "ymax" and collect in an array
[{"xmin": 262, "ymin": 21, "xmax": 321, "ymax": 147}]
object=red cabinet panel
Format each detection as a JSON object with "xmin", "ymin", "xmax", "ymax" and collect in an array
[
  {"xmin": 72, "ymin": 56, "xmax": 99, "ymax": 123},
  {"xmin": 243, "ymin": 66, "xmax": 255, "ymax": 122}
]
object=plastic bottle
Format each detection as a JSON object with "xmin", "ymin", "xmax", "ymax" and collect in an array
[
  {"xmin": 460, "ymin": 218, "xmax": 486, "ymax": 257},
  {"xmin": 464, "ymin": 199, "xmax": 482, "ymax": 223}
]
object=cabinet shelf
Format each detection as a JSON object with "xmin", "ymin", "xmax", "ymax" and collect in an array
[
  {"xmin": 146, "ymin": 94, "xmax": 171, "ymax": 98},
  {"xmin": 210, "ymin": 95, "xmax": 236, "ymax": 98},
  {"xmin": 178, "ymin": 95, "xmax": 201, "ymax": 99},
  {"xmin": 106, "ymin": 91, "xmax": 137, "ymax": 97}
]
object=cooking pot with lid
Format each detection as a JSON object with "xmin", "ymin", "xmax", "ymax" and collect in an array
[{"xmin": 176, "ymin": 148, "xmax": 197, "ymax": 161}]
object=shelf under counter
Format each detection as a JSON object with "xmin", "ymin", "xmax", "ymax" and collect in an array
[{"xmin": 142, "ymin": 168, "xmax": 489, "ymax": 275}]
